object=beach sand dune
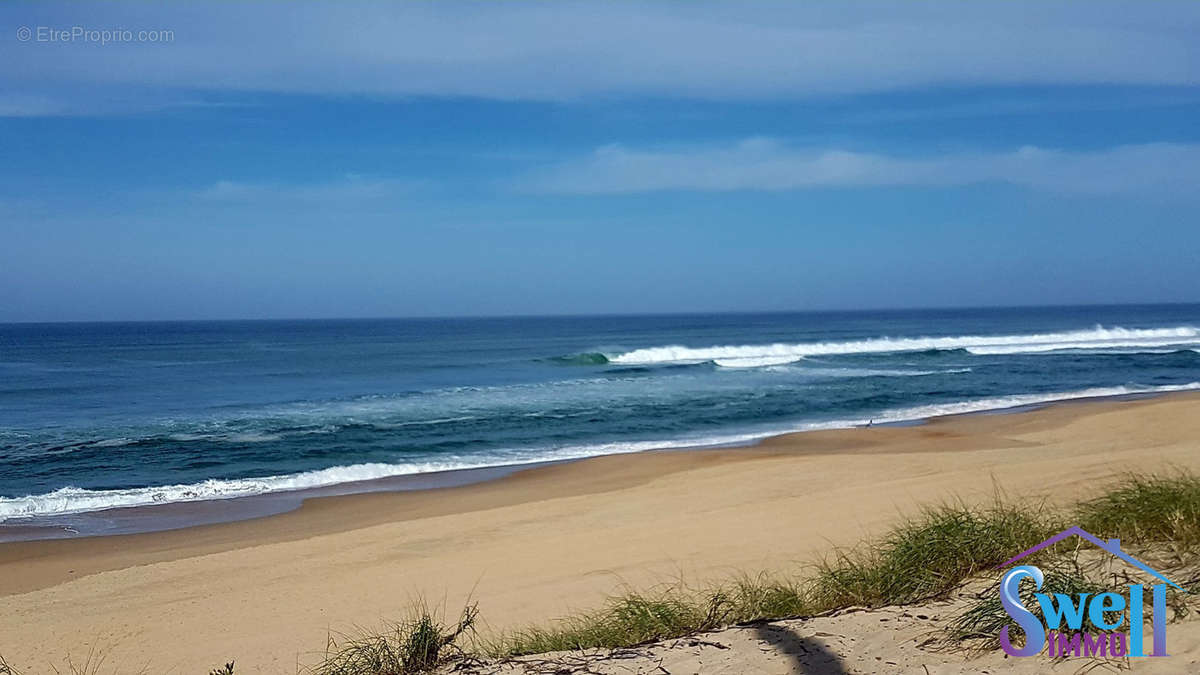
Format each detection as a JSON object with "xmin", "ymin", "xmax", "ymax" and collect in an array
[
  {"xmin": 473, "ymin": 585, "xmax": 1200, "ymax": 674},
  {"xmin": 2, "ymin": 393, "xmax": 1200, "ymax": 673}
]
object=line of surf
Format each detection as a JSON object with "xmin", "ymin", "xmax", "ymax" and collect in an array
[
  {"xmin": 2, "ymin": 381, "xmax": 1196, "ymax": 523},
  {"xmin": 606, "ymin": 325, "xmax": 1200, "ymax": 365}
]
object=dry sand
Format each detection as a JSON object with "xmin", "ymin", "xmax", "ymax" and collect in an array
[{"xmin": 2, "ymin": 393, "xmax": 1200, "ymax": 673}]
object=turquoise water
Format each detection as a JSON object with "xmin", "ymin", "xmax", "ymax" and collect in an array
[{"xmin": 1, "ymin": 304, "xmax": 1199, "ymax": 524}]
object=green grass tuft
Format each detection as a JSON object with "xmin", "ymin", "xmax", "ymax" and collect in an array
[
  {"xmin": 312, "ymin": 602, "xmax": 478, "ymax": 674},
  {"xmin": 808, "ymin": 501, "xmax": 1058, "ymax": 609},
  {"xmin": 485, "ymin": 588, "xmax": 726, "ymax": 656},
  {"xmin": 1077, "ymin": 471, "xmax": 1200, "ymax": 557},
  {"xmin": 485, "ymin": 573, "xmax": 813, "ymax": 657},
  {"xmin": 725, "ymin": 572, "xmax": 812, "ymax": 621}
]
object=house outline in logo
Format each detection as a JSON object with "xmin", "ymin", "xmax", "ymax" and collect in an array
[{"xmin": 996, "ymin": 525, "xmax": 1182, "ymax": 590}]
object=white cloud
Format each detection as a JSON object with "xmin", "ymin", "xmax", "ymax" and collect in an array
[
  {"xmin": 2, "ymin": 1, "xmax": 1198, "ymax": 111},
  {"xmin": 0, "ymin": 93, "xmax": 72, "ymax": 117},
  {"xmin": 197, "ymin": 176, "xmax": 425, "ymax": 203},
  {"xmin": 519, "ymin": 139, "xmax": 1200, "ymax": 195}
]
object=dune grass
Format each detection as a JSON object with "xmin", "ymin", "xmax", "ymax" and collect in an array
[
  {"xmin": 312, "ymin": 602, "xmax": 478, "ymax": 675},
  {"xmin": 487, "ymin": 499, "xmax": 1060, "ymax": 657},
  {"xmin": 483, "ymin": 573, "xmax": 811, "ymax": 656},
  {"xmin": 1076, "ymin": 470, "xmax": 1200, "ymax": 556},
  {"xmin": 484, "ymin": 473, "xmax": 1196, "ymax": 661},
  {"xmin": 807, "ymin": 500, "xmax": 1059, "ymax": 610}
]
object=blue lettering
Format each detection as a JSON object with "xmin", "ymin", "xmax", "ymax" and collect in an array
[
  {"xmin": 1037, "ymin": 592, "xmax": 1090, "ymax": 630},
  {"xmin": 1088, "ymin": 592, "xmax": 1125, "ymax": 630},
  {"xmin": 1130, "ymin": 585, "xmax": 1145, "ymax": 656},
  {"xmin": 1000, "ymin": 565, "xmax": 1045, "ymax": 657},
  {"xmin": 1152, "ymin": 584, "xmax": 1169, "ymax": 657}
]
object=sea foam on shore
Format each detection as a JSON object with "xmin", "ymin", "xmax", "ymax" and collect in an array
[{"xmin": 3, "ymin": 381, "xmax": 1197, "ymax": 522}]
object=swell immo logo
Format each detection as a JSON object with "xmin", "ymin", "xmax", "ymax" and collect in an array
[{"xmin": 997, "ymin": 527, "xmax": 1181, "ymax": 658}]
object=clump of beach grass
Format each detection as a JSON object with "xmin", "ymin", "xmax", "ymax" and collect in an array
[
  {"xmin": 485, "ymin": 573, "xmax": 812, "ymax": 657},
  {"xmin": 1077, "ymin": 471, "xmax": 1200, "ymax": 557},
  {"xmin": 725, "ymin": 572, "xmax": 813, "ymax": 621},
  {"xmin": 312, "ymin": 602, "xmax": 478, "ymax": 675},
  {"xmin": 490, "ymin": 590, "xmax": 722, "ymax": 655},
  {"xmin": 807, "ymin": 500, "xmax": 1059, "ymax": 610}
]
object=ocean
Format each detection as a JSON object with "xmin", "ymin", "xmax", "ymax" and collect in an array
[{"xmin": 2, "ymin": 304, "xmax": 1199, "ymax": 536}]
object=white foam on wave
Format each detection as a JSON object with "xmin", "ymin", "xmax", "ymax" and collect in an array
[
  {"xmin": 1049, "ymin": 348, "xmax": 1190, "ymax": 356},
  {"xmin": 609, "ymin": 326, "xmax": 1200, "ymax": 365},
  {"xmin": 226, "ymin": 432, "xmax": 283, "ymax": 443},
  {"xmin": 713, "ymin": 355, "xmax": 805, "ymax": 368},
  {"xmin": 0, "ymin": 462, "xmax": 464, "ymax": 521},
  {"xmin": 967, "ymin": 343, "xmax": 1200, "ymax": 355},
  {"xmin": 795, "ymin": 366, "xmax": 972, "ymax": 378},
  {"xmin": 91, "ymin": 437, "xmax": 133, "ymax": 448},
  {"xmin": 866, "ymin": 382, "xmax": 1200, "ymax": 422},
  {"xmin": 3, "ymin": 381, "xmax": 1197, "ymax": 523}
]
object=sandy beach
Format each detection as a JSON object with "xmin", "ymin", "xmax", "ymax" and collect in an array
[{"xmin": 3, "ymin": 392, "xmax": 1200, "ymax": 673}]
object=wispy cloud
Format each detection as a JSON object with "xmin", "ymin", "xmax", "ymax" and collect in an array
[
  {"xmin": 519, "ymin": 139, "xmax": 1200, "ymax": 196},
  {"xmin": 0, "ymin": 93, "xmax": 71, "ymax": 117},
  {"xmin": 197, "ymin": 176, "xmax": 427, "ymax": 204},
  {"xmin": 3, "ymin": 2, "xmax": 1198, "ymax": 114},
  {"xmin": 0, "ymin": 88, "xmax": 260, "ymax": 117}
]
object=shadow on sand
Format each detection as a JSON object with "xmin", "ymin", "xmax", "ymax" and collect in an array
[{"xmin": 753, "ymin": 623, "xmax": 850, "ymax": 674}]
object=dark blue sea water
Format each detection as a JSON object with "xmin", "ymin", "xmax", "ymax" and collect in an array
[{"xmin": 1, "ymin": 305, "xmax": 1199, "ymax": 525}]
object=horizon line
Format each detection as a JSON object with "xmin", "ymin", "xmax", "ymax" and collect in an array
[{"xmin": 1, "ymin": 300, "xmax": 1198, "ymax": 326}]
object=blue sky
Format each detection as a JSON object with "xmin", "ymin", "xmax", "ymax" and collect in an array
[{"xmin": 2, "ymin": 2, "xmax": 1199, "ymax": 321}]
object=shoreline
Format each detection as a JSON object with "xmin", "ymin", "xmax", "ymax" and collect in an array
[
  {"xmin": 1, "ymin": 389, "xmax": 1197, "ymax": 594},
  {"xmin": 3, "ymin": 391, "xmax": 1200, "ymax": 671},
  {"xmin": 1, "ymin": 385, "xmax": 1194, "ymax": 544}
]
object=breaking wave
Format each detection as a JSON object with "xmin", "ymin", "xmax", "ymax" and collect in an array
[
  {"xmin": 3, "ymin": 381, "xmax": 1196, "ymax": 522},
  {"xmin": 712, "ymin": 355, "xmax": 805, "ymax": 368},
  {"xmin": 607, "ymin": 326, "xmax": 1200, "ymax": 365}
]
